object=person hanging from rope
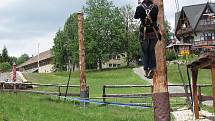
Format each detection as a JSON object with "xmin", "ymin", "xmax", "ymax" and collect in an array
[{"xmin": 134, "ymin": 0, "xmax": 161, "ymax": 79}]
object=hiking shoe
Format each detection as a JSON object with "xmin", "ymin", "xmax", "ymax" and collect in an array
[
  {"xmin": 144, "ymin": 70, "xmax": 149, "ymax": 77},
  {"xmin": 147, "ymin": 70, "xmax": 154, "ymax": 79}
]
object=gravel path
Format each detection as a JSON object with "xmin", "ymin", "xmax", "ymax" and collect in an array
[
  {"xmin": 133, "ymin": 67, "xmax": 185, "ymax": 93},
  {"xmin": 172, "ymin": 107, "xmax": 215, "ymax": 121}
]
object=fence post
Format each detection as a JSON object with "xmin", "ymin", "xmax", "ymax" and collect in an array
[
  {"xmin": 58, "ymin": 86, "xmax": 61, "ymax": 100},
  {"xmin": 103, "ymin": 85, "xmax": 106, "ymax": 103},
  {"xmin": 198, "ymin": 86, "xmax": 202, "ymax": 106}
]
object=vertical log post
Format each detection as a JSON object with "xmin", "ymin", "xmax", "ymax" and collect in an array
[
  {"xmin": 211, "ymin": 61, "xmax": 215, "ymax": 112},
  {"xmin": 103, "ymin": 85, "xmax": 106, "ymax": 103},
  {"xmin": 152, "ymin": 0, "xmax": 170, "ymax": 120},
  {"xmin": 77, "ymin": 12, "xmax": 89, "ymax": 101},
  {"xmin": 12, "ymin": 62, "xmax": 17, "ymax": 90},
  {"xmin": 192, "ymin": 69, "xmax": 199, "ymax": 120}
]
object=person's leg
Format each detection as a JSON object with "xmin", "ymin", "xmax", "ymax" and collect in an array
[
  {"xmin": 140, "ymin": 33, "xmax": 150, "ymax": 76},
  {"xmin": 148, "ymin": 38, "xmax": 158, "ymax": 79}
]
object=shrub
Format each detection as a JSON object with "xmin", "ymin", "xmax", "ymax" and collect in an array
[
  {"xmin": 0, "ymin": 62, "xmax": 11, "ymax": 72},
  {"xmin": 166, "ymin": 50, "xmax": 178, "ymax": 61}
]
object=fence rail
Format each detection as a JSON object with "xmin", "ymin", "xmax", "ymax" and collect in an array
[
  {"xmin": 102, "ymin": 84, "xmax": 213, "ymax": 104},
  {"xmin": 0, "ymin": 81, "xmax": 81, "ymax": 97}
]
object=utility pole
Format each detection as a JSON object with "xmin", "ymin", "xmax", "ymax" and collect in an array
[
  {"xmin": 77, "ymin": 12, "xmax": 89, "ymax": 101},
  {"xmin": 152, "ymin": 0, "xmax": 170, "ymax": 120}
]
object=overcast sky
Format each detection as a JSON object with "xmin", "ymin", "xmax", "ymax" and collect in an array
[{"xmin": 0, "ymin": 0, "xmax": 211, "ymax": 57}]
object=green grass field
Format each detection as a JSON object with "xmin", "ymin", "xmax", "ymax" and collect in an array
[
  {"xmin": 167, "ymin": 64, "xmax": 212, "ymax": 95},
  {"xmin": 0, "ymin": 93, "xmax": 153, "ymax": 121},
  {"xmin": 24, "ymin": 68, "xmax": 151, "ymax": 102},
  {"xmin": 1, "ymin": 65, "xmax": 212, "ymax": 121},
  {"xmin": 1, "ymin": 68, "xmax": 155, "ymax": 121}
]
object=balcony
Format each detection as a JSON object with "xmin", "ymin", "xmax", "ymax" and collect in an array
[
  {"xmin": 193, "ymin": 40, "xmax": 215, "ymax": 46},
  {"xmin": 195, "ymin": 24, "xmax": 215, "ymax": 32}
]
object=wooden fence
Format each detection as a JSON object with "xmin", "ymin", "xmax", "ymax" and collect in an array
[
  {"xmin": 102, "ymin": 84, "xmax": 213, "ymax": 104},
  {"xmin": 0, "ymin": 81, "xmax": 81, "ymax": 97}
]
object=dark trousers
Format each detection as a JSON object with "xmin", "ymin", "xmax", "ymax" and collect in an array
[{"xmin": 140, "ymin": 32, "xmax": 158, "ymax": 71}]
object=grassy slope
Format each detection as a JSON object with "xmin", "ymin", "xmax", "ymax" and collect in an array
[
  {"xmin": 25, "ymin": 68, "xmax": 151, "ymax": 98},
  {"xmin": 1, "ymin": 68, "xmax": 154, "ymax": 121}
]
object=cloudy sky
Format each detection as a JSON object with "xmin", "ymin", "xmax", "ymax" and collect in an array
[{"xmin": 0, "ymin": 0, "xmax": 211, "ymax": 57}]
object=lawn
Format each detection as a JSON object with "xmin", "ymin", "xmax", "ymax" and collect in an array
[
  {"xmin": 1, "ymin": 68, "xmax": 155, "ymax": 121},
  {"xmin": 1, "ymin": 66, "xmax": 211, "ymax": 121},
  {"xmin": 24, "ymin": 68, "xmax": 151, "ymax": 102},
  {"xmin": 0, "ymin": 93, "xmax": 153, "ymax": 121},
  {"xmin": 168, "ymin": 64, "xmax": 212, "ymax": 96}
]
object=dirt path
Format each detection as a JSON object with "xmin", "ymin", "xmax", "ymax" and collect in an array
[{"xmin": 133, "ymin": 67, "xmax": 185, "ymax": 93}]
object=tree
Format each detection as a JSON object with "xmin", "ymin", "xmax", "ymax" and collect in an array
[
  {"xmin": 164, "ymin": 20, "xmax": 174, "ymax": 45},
  {"xmin": 52, "ymin": 30, "xmax": 69, "ymax": 71},
  {"xmin": 0, "ymin": 62, "xmax": 11, "ymax": 72},
  {"xmin": 121, "ymin": 5, "xmax": 140, "ymax": 66},
  {"xmin": 64, "ymin": 13, "xmax": 79, "ymax": 71},
  {"xmin": 1, "ymin": 46, "xmax": 10, "ymax": 63},
  {"xmin": 16, "ymin": 54, "xmax": 29, "ymax": 65},
  {"xmin": 84, "ymin": 0, "xmax": 124, "ymax": 70}
]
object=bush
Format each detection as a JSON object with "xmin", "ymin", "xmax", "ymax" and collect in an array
[
  {"xmin": 0, "ymin": 62, "xmax": 11, "ymax": 72},
  {"xmin": 166, "ymin": 50, "xmax": 178, "ymax": 61}
]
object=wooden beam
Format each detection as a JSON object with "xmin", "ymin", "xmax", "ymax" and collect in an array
[
  {"xmin": 77, "ymin": 12, "xmax": 89, "ymax": 99},
  {"xmin": 192, "ymin": 69, "xmax": 199, "ymax": 120},
  {"xmin": 191, "ymin": 60, "xmax": 211, "ymax": 70},
  {"xmin": 211, "ymin": 61, "xmax": 215, "ymax": 113}
]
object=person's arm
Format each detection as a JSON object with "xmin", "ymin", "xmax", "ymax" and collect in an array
[{"xmin": 134, "ymin": 5, "xmax": 142, "ymax": 19}]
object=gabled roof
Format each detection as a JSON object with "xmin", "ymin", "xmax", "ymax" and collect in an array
[
  {"xmin": 175, "ymin": 2, "xmax": 215, "ymax": 31},
  {"xmin": 209, "ymin": 3, "xmax": 215, "ymax": 12},
  {"xmin": 183, "ymin": 3, "xmax": 206, "ymax": 29},
  {"xmin": 17, "ymin": 50, "xmax": 52, "ymax": 68},
  {"xmin": 175, "ymin": 12, "xmax": 181, "ymax": 30}
]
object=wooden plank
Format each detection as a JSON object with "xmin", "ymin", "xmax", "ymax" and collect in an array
[
  {"xmin": 211, "ymin": 61, "xmax": 215, "ymax": 113},
  {"xmin": 1, "ymin": 89, "xmax": 80, "ymax": 96},
  {"xmin": 104, "ymin": 93, "xmax": 152, "ymax": 97},
  {"xmin": 192, "ymin": 69, "xmax": 199, "ymax": 120},
  {"xmin": 192, "ymin": 60, "xmax": 211, "ymax": 70},
  {"xmin": 201, "ymin": 96, "xmax": 213, "ymax": 101},
  {"xmin": 104, "ymin": 85, "xmax": 152, "ymax": 88}
]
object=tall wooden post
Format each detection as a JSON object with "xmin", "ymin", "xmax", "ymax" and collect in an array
[
  {"xmin": 12, "ymin": 62, "xmax": 17, "ymax": 90},
  {"xmin": 211, "ymin": 61, "xmax": 215, "ymax": 113},
  {"xmin": 192, "ymin": 69, "xmax": 199, "ymax": 119},
  {"xmin": 152, "ymin": 0, "xmax": 170, "ymax": 120},
  {"xmin": 77, "ymin": 12, "xmax": 89, "ymax": 100}
]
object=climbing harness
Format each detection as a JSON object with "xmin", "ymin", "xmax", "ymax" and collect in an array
[{"xmin": 141, "ymin": 3, "xmax": 161, "ymax": 41}]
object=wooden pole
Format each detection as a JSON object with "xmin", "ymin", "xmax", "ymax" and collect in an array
[
  {"xmin": 77, "ymin": 12, "xmax": 89, "ymax": 100},
  {"xmin": 211, "ymin": 61, "xmax": 215, "ymax": 113},
  {"xmin": 12, "ymin": 62, "xmax": 16, "ymax": 90},
  {"xmin": 152, "ymin": 0, "xmax": 170, "ymax": 120},
  {"xmin": 192, "ymin": 69, "xmax": 199, "ymax": 119}
]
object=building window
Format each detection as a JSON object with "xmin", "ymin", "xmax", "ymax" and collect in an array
[
  {"xmin": 201, "ymin": 8, "xmax": 215, "ymax": 25},
  {"xmin": 116, "ymin": 55, "xmax": 120, "ymax": 60},
  {"xmin": 117, "ymin": 64, "xmax": 121, "ymax": 67},
  {"xmin": 109, "ymin": 64, "xmax": 112, "ymax": 68},
  {"xmin": 200, "ymin": 32, "xmax": 215, "ymax": 41},
  {"xmin": 113, "ymin": 64, "xmax": 117, "ymax": 68}
]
